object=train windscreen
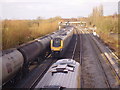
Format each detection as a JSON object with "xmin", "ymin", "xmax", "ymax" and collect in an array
[{"xmin": 53, "ymin": 38, "xmax": 61, "ymax": 47}]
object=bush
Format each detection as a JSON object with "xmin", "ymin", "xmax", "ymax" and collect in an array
[{"xmin": 88, "ymin": 15, "xmax": 119, "ymax": 56}]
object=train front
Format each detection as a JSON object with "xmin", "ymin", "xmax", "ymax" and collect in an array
[{"xmin": 50, "ymin": 37, "xmax": 63, "ymax": 58}]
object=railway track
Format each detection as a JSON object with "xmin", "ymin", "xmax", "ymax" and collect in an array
[
  {"xmin": 89, "ymin": 39, "xmax": 111, "ymax": 88},
  {"xmin": 14, "ymin": 54, "xmax": 57, "ymax": 89},
  {"xmin": 81, "ymin": 30, "xmax": 111, "ymax": 88},
  {"xmin": 28, "ymin": 58, "xmax": 57, "ymax": 89},
  {"xmin": 72, "ymin": 29, "xmax": 78, "ymax": 59},
  {"xmin": 63, "ymin": 27, "xmax": 84, "ymax": 88},
  {"xmin": 78, "ymin": 30, "xmax": 84, "ymax": 88},
  {"xmin": 88, "ymin": 32, "xmax": 120, "ymax": 87},
  {"xmin": 92, "ymin": 34, "xmax": 120, "ymax": 80},
  {"xmin": 62, "ymin": 29, "xmax": 78, "ymax": 59},
  {"xmin": 70, "ymin": 28, "xmax": 84, "ymax": 88},
  {"xmin": 81, "ymin": 29, "xmax": 119, "ymax": 88}
]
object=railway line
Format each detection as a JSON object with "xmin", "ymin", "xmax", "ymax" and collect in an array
[
  {"xmin": 92, "ymin": 34, "xmax": 120, "ymax": 79},
  {"xmin": 80, "ymin": 29, "xmax": 119, "ymax": 88},
  {"xmin": 62, "ymin": 27, "xmax": 84, "ymax": 88},
  {"xmin": 15, "ymin": 55, "xmax": 57, "ymax": 88},
  {"xmin": 62, "ymin": 28, "xmax": 80, "ymax": 60},
  {"xmin": 88, "ymin": 31, "xmax": 120, "ymax": 87},
  {"xmin": 78, "ymin": 30, "xmax": 84, "ymax": 88},
  {"xmin": 84, "ymin": 30, "xmax": 111, "ymax": 88},
  {"xmin": 1, "ymin": 25, "xmax": 120, "ymax": 89}
]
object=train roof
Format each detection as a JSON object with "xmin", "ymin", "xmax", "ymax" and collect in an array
[{"xmin": 35, "ymin": 59, "xmax": 80, "ymax": 88}]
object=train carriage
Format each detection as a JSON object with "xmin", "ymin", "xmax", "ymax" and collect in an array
[
  {"xmin": 1, "ymin": 49, "xmax": 24, "ymax": 85},
  {"xmin": 50, "ymin": 27, "xmax": 74, "ymax": 58},
  {"xmin": 35, "ymin": 59, "xmax": 80, "ymax": 89}
]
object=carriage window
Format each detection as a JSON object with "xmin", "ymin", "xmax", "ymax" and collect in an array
[{"xmin": 53, "ymin": 38, "xmax": 61, "ymax": 47}]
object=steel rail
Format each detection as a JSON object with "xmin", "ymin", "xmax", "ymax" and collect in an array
[
  {"xmin": 78, "ymin": 29, "xmax": 84, "ymax": 88},
  {"xmin": 88, "ymin": 33, "xmax": 120, "ymax": 87},
  {"xmin": 81, "ymin": 30, "xmax": 111, "ymax": 88},
  {"xmin": 71, "ymin": 29, "xmax": 78, "ymax": 59}
]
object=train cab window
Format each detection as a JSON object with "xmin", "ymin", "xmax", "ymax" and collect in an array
[{"xmin": 53, "ymin": 38, "xmax": 62, "ymax": 47}]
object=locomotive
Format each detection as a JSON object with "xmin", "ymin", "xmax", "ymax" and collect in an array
[
  {"xmin": 51, "ymin": 26, "xmax": 74, "ymax": 58},
  {"xmin": 35, "ymin": 59, "xmax": 80, "ymax": 89}
]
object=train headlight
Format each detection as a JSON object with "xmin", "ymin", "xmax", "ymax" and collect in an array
[
  {"xmin": 60, "ymin": 49, "xmax": 63, "ymax": 51},
  {"xmin": 51, "ymin": 49, "xmax": 54, "ymax": 51}
]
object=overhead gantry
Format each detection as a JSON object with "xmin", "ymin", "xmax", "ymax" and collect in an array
[{"xmin": 58, "ymin": 21, "xmax": 86, "ymax": 29}]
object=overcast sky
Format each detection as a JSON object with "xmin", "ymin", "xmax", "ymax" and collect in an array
[{"xmin": 0, "ymin": 0, "xmax": 119, "ymax": 19}]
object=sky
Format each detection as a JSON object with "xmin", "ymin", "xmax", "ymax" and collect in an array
[{"xmin": 0, "ymin": 0, "xmax": 119, "ymax": 19}]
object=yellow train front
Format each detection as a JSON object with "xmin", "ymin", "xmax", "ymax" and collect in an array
[
  {"xmin": 51, "ymin": 37, "xmax": 63, "ymax": 58},
  {"xmin": 50, "ymin": 26, "xmax": 74, "ymax": 58}
]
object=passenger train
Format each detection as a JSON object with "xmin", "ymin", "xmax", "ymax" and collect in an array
[{"xmin": 51, "ymin": 26, "xmax": 74, "ymax": 58}]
